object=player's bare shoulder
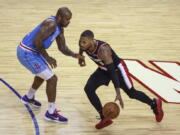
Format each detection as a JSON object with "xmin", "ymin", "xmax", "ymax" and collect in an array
[
  {"xmin": 41, "ymin": 19, "xmax": 57, "ymax": 34},
  {"xmin": 34, "ymin": 19, "xmax": 57, "ymax": 42},
  {"xmin": 34, "ymin": 19, "xmax": 57, "ymax": 44}
]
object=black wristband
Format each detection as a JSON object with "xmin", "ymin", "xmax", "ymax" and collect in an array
[{"xmin": 105, "ymin": 63, "xmax": 120, "ymax": 88}]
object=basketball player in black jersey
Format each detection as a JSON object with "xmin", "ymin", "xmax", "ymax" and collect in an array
[{"xmin": 78, "ymin": 30, "xmax": 164, "ymax": 129}]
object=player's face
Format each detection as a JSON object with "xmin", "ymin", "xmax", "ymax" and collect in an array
[
  {"xmin": 62, "ymin": 13, "xmax": 72, "ymax": 27},
  {"xmin": 58, "ymin": 13, "xmax": 72, "ymax": 27},
  {"xmin": 79, "ymin": 37, "xmax": 93, "ymax": 51}
]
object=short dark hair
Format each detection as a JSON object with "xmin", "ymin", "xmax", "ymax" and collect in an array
[
  {"xmin": 56, "ymin": 7, "xmax": 72, "ymax": 17},
  {"xmin": 81, "ymin": 30, "xmax": 94, "ymax": 39}
]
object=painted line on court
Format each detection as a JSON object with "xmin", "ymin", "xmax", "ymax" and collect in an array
[{"xmin": 0, "ymin": 78, "xmax": 40, "ymax": 135}]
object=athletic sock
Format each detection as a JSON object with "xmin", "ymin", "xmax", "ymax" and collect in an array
[
  {"xmin": 48, "ymin": 102, "xmax": 56, "ymax": 114},
  {"xmin": 27, "ymin": 88, "xmax": 36, "ymax": 99}
]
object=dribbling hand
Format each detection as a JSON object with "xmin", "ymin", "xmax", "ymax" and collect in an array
[{"xmin": 114, "ymin": 94, "xmax": 124, "ymax": 109}]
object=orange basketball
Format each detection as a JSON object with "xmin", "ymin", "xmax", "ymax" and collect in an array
[{"xmin": 102, "ymin": 102, "xmax": 120, "ymax": 119}]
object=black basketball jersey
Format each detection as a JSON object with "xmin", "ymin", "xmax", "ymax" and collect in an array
[{"xmin": 85, "ymin": 40, "xmax": 122, "ymax": 71}]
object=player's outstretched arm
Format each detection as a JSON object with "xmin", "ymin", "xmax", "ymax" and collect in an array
[
  {"xmin": 98, "ymin": 44, "xmax": 124, "ymax": 108},
  {"xmin": 34, "ymin": 20, "xmax": 57, "ymax": 68},
  {"xmin": 56, "ymin": 32, "xmax": 84, "ymax": 60}
]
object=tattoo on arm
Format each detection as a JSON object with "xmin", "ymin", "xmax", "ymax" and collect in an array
[
  {"xmin": 34, "ymin": 20, "xmax": 56, "ymax": 59},
  {"xmin": 100, "ymin": 45, "xmax": 121, "ymax": 90},
  {"xmin": 98, "ymin": 44, "xmax": 113, "ymax": 64}
]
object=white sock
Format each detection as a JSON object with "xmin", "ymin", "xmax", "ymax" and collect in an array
[
  {"xmin": 48, "ymin": 102, "xmax": 56, "ymax": 114},
  {"xmin": 27, "ymin": 88, "xmax": 36, "ymax": 99}
]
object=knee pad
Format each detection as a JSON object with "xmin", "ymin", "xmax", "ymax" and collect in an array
[
  {"xmin": 52, "ymin": 75, "xmax": 58, "ymax": 82},
  {"xmin": 36, "ymin": 68, "xmax": 54, "ymax": 80},
  {"xmin": 46, "ymin": 75, "xmax": 58, "ymax": 83}
]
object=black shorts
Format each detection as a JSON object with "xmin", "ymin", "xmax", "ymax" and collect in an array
[{"xmin": 85, "ymin": 60, "xmax": 133, "ymax": 91}]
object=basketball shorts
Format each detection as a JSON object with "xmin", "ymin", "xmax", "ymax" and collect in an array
[
  {"xmin": 86, "ymin": 60, "xmax": 133, "ymax": 91},
  {"xmin": 17, "ymin": 43, "xmax": 54, "ymax": 80}
]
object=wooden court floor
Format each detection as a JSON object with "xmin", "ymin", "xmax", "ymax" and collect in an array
[{"xmin": 0, "ymin": 0, "xmax": 180, "ymax": 135}]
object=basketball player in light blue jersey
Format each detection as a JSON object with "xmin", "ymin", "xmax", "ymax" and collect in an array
[{"xmin": 17, "ymin": 7, "xmax": 84, "ymax": 123}]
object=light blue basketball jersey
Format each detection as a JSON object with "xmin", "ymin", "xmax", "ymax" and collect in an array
[{"xmin": 21, "ymin": 16, "xmax": 61, "ymax": 50}]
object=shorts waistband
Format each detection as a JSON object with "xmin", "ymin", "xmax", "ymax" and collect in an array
[{"xmin": 19, "ymin": 42, "xmax": 38, "ymax": 53}]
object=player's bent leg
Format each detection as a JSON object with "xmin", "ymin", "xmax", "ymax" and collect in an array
[
  {"xmin": 84, "ymin": 84, "xmax": 104, "ymax": 119},
  {"xmin": 22, "ymin": 76, "xmax": 44, "ymax": 104},
  {"xmin": 118, "ymin": 61, "xmax": 164, "ymax": 122},
  {"xmin": 21, "ymin": 69, "xmax": 53, "ymax": 108},
  {"xmin": 82, "ymin": 68, "xmax": 113, "ymax": 129},
  {"xmin": 125, "ymin": 87, "xmax": 153, "ymax": 106},
  {"xmin": 18, "ymin": 48, "xmax": 52, "ymax": 108},
  {"xmin": 44, "ymin": 74, "xmax": 68, "ymax": 123},
  {"xmin": 84, "ymin": 85, "xmax": 113, "ymax": 129},
  {"xmin": 124, "ymin": 87, "xmax": 164, "ymax": 122},
  {"xmin": 84, "ymin": 83, "xmax": 113, "ymax": 129},
  {"xmin": 84, "ymin": 69, "xmax": 112, "ymax": 129}
]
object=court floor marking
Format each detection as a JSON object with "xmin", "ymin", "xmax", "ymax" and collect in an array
[{"xmin": 0, "ymin": 78, "xmax": 40, "ymax": 135}]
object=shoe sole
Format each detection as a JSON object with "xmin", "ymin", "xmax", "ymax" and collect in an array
[
  {"xmin": 21, "ymin": 98, "xmax": 41, "ymax": 108},
  {"xmin": 44, "ymin": 116, "xmax": 68, "ymax": 123}
]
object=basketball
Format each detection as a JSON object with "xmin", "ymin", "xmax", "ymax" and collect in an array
[{"xmin": 102, "ymin": 102, "xmax": 120, "ymax": 119}]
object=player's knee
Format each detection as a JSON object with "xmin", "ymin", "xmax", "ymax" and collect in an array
[
  {"xmin": 52, "ymin": 75, "xmax": 58, "ymax": 82},
  {"xmin": 48, "ymin": 75, "xmax": 58, "ymax": 82},
  {"xmin": 84, "ymin": 84, "xmax": 90, "ymax": 94},
  {"xmin": 35, "ymin": 76, "xmax": 44, "ymax": 83},
  {"xmin": 126, "ymin": 87, "xmax": 136, "ymax": 99},
  {"xmin": 128, "ymin": 93, "xmax": 134, "ymax": 99},
  {"xmin": 84, "ymin": 84, "xmax": 95, "ymax": 95}
]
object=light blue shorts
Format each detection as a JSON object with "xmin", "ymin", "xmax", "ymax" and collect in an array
[{"xmin": 17, "ymin": 45, "xmax": 49, "ymax": 74}]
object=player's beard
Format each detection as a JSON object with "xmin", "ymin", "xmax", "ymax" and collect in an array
[
  {"xmin": 81, "ymin": 45, "xmax": 91, "ymax": 51},
  {"xmin": 87, "ymin": 44, "xmax": 94, "ymax": 52}
]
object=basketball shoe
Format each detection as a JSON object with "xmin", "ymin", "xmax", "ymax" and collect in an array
[
  {"xmin": 21, "ymin": 95, "xmax": 41, "ymax": 108},
  {"xmin": 152, "ymin": 98, "xmax": 164, "ymax": 122},
  {"xmin": 44, "ymin": 109, "xmax": 68, "ymax": 123},
  {"xmin": 95, "ymin": 118, "xmax": 113, "ymax": 129}
]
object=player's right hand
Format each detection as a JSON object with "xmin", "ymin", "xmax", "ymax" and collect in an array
[
  {"xmin": 46, "ymin": 56, "xmax": 57, "ymax": 69},
  {"xmin": 74, "ymin": 54, "xmax": 85, "ymax": 60},
  {"xmin": 78, "ymin": 58, "xmax": 86, "ymax": 67},
  {"xmin": 114, "ymin": 94, "xmax": 124, "ymax": 109}
]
